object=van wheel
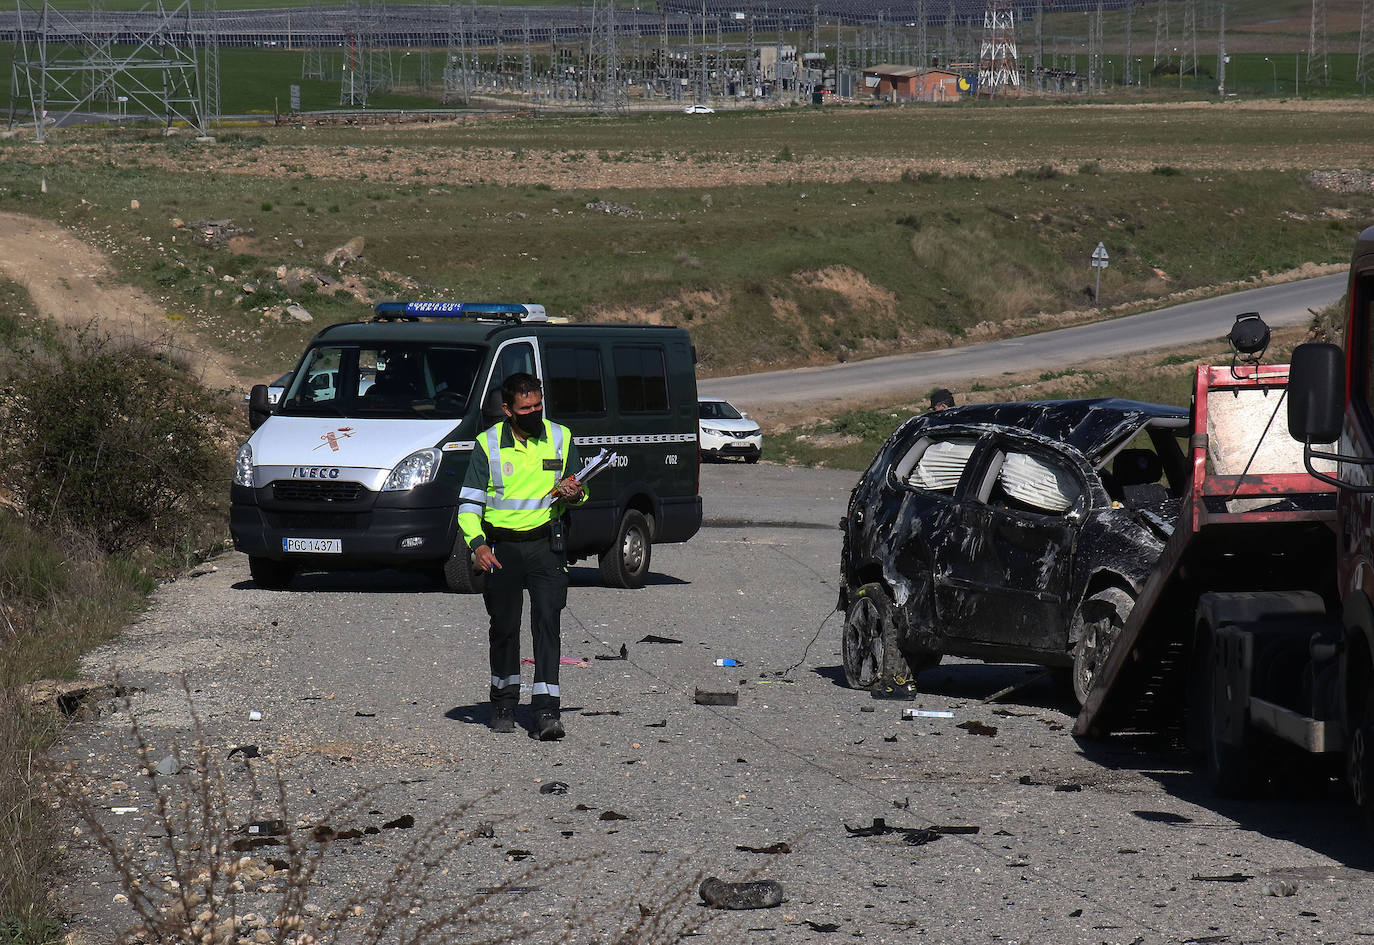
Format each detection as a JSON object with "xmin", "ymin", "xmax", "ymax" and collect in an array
[
  {"xmin": 600, "ymin": 510, "xmax": 651, "ymax": 589},
  {"xmin": 249, "ymin": 556, "xmax": 296, "ymax": 590},
  {"xmin": 1347, "ymin": 672, "xmax": 1374, "ymax": 832},
  {"xmin": 443, "ymin": 545, "xmax": 486, "ymax": 595}
]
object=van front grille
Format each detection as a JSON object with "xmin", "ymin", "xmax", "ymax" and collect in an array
[
  {"xmin": 271, "ymin": 481, "xmax": 366, "ymax": 503},
  {"xmin": 265, "ymin": 511, "xmax": 366, "ymax": 530}
]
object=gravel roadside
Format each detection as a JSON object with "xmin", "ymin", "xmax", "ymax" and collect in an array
[{"xmin": 56, "ymin": 464, "xmax": 1374, "ymax": 945}]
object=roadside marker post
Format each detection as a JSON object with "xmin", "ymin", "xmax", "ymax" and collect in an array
[{"xmin": 1091, "ymin": 241, "xmax": 1109, "ymax": 304}]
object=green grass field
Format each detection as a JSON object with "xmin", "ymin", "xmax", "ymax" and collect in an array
[{"xmin": 3, "ymin": 99, "xmax": 1369, "ymax": 381}]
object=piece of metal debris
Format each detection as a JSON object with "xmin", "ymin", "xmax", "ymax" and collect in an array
[
  {"xmin": 539, "ymin": 781, "xmax": 570, "ymax": 795},
  {"xmin": 154, "ymin": 754, "xmax": 181, "ymax": 776},
  {"xmin": 735, "ymin": 842, "xmax": 791, "ymax": 854},
  {"xmin": 639, "ymin": 635, "xmax": 681, "ymax": 644},
  {"xmin": 1190, "ymin": 873, "xmax": 1251, "ymax": 883},
  {"xmin": 694, "ymin": 689, "xmax": 738, "ymax": 706},
  {"xmin": 698, "ymin": 877, "xmax": 784, "ymax": 910},
  {"xmin": 957, "ymin": 720, "xmax": 998, "ymax": 737},
  {"xmin": 902, "ymin": 709, "xmax": 953, "ymax": 719}
]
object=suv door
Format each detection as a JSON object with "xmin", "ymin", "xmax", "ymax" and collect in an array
[{"xmin": 936, "ymin": 437, "xmax": 1086, "ymax": 651}]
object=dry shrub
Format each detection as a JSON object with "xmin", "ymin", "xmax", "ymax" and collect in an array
[
  {"xmin": 62, "ymin": 682, "xmax": 725, "ymax": 945},
  {"xmin": 0, "ymin": 326, "xmax": 231, "ymax": 557}
]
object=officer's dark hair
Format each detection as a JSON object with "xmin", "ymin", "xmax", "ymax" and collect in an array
[{"xmin": 500, "ymin": 372, "xmax": 542, "ymax": 405}]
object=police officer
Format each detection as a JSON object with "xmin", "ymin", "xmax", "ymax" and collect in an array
[{"xmin": 458, "ymin": 373, "xmax": 585, "ymax": 740}]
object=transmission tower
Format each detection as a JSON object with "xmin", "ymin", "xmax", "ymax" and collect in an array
[
  {"xmin": 978, "ymin": 1, "xmax": 1019, "ymax": 94},
  {"xmin": 1181, "ymin": 0, "xmax": 1196, "ymax": 81},
  {"xmin": 302, "ymin": 0, "xmax": 327, "ymax": 79},
  {"xmin": 1360, "ymin": 0, "xmax": 1373, "ymax": 93},
  {"xmin": 1090, "ymin": 1, "xmax": 1103, "ymax": 91},
  {"xmin": 1153, "ymin": 0, "xmax": 1167, "ymax": 67},
  {"xmin": 201, "ymin": 0, "xmax": 219, "ymax": 123},
  {"xmin": 9, "ymin": 0, "xmax": 207, "ymax": 140},
  {"xmin": 943, "ymin": 0, "xmax": 955, "ymax": 67},
  {"xmin": 1123, "ymin": 0, "xmax": 1133, "ymax": 84},
  {"xmin": 1308, "ymin": 0, "xmax": 1328, "ymax": 86}
]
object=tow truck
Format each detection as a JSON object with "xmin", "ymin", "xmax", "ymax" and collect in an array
[{"xmin": 1073, "ymin": 257, "xmax": 1374, "ymax": 813}]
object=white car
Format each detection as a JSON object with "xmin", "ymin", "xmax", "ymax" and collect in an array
[
  {"xmin": 699, "ymin": 396, "xmax": 762, "ymax": 463},
  {"xmin": 683, "ymin": 104, "xmax": 715, "ymax": 114}
]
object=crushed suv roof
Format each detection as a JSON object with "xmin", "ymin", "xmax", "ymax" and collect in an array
[{"xmin": 915, "ymin": 398, "xmax": 1189, "ymax": 464}]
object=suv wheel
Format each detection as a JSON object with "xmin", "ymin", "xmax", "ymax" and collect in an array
[
  {"xmin": 600, "ymin": 509, "xmax": 651, "ymax": 589},
  {"xmin": 1071, "ymin": 586, "xmax": 1134, "ymax": 706},
  {"xmin": 248, "ymin": 556, "xmax": 296, "ymax": 590},
  {"xmin": 842, "ymin": 582, "xmax": 910, "ymax": 690}
]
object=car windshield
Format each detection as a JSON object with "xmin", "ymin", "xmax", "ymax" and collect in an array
[
  {"xmin": 278, "ymin": 343, "xmax": 484, "ymax": 420},
  {"xmin": 699, "ymin": 400, "xmax": 743, "ymax": 421}
]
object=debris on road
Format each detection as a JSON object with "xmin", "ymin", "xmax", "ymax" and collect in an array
[
  {"xmin": 639, "ymin": 635, "xmax": 681, "ymax": 644},
  {"xmin": 698, "ymin": 876, "xmax": 785, "ymax": 910},
  {"xmin": 226, "ymin": 744, "xmax": 260, "ymax": 759},
  {"xmin": 957, "ymin": 720, "xmax": 998, "ymax": 737},
  {"xmin": 736, "ymin": 842, "xmax": 791, "ymax": 854},
  {"xmin": 902, "ymin": 708, "xmax": 953, "ymax": 719},
  {"xmin": 539, "ymin": 781, "xmax": 570, "ymax": 795},
  {"xmin": 1190, "ymin": 873, "xmax": 1251, "ymax": 883},
  {"xmin": 694, "ymin": 689, "xmax": 738, "ymax": 706},
  {"xmin": 1261, "ymin": 879, "xmax": 1299, "ymax": 897}
]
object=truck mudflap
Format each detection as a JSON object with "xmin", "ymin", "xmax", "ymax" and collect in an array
[{"xmin": 1075, "ymin": 365, "xmax": 1338, "ymax": 740}]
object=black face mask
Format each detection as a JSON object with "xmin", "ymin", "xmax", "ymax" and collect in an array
[{"xmin": 513, "ymin": 409, "xmax": 545, "ymax": 438}]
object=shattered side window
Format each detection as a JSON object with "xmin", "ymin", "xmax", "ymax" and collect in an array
[
  {"xmin": 990, "ymin": 452, "xmax": 1082, "ymax": 515},
  {"xmin": 895, "ymin": 438, "xmax": 977, "ymax": 493}
]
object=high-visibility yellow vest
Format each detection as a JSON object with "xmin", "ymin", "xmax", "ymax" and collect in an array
[{"xmin": 457, "ymin": 420, "xmax": 584, "ymax": 548}]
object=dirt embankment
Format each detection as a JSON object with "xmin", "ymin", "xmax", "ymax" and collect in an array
[{"xmin": 0, "ymin": 212, "xmax": 246, "ymax": 391}]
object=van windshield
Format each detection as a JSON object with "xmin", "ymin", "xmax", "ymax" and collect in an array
[{"xmin": 278, "ymin": 343, "xmax": 485, "ymax": 420}]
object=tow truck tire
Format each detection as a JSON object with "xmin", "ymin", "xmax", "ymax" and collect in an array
[
  {"xmin": 1204, "ymin": 624, "xmax": 1262, "ymax": 798},
  {"xmin": 443, "ymin": 545, "xmax": 486, "ymax": 595},
  {"xmin": 1347, "ymin": 688, "xmax": 1374, "ymax": 828},
  {"xmin": 843, "ymin": 583, "xmax": 909, "ymax": 690},
  {"xmin": 600, "ymin": 509, "xmax": 651, "ymax": 589},
  {"xmin": 1071, "ymin": 587, "xmax": 1134, "ymax": 706},
  {"xmin": 248, "ymin": 556, "xmax": 296, "ymax": 591}
]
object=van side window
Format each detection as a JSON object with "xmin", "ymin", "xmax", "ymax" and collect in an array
[
  {"xmin": 546, "ymin": 344, "xmax": 606, "ymax": 417},
  {"xmin": 486, "ymin": 342, "xmax": 536, "ymax": 396},
  {"xmin": 613, "ymin": 345, "xmax": 669, "ymax": 414}
]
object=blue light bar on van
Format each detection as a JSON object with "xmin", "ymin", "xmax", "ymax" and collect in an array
[{"xmin": 372, "ymin": 301, "xmax": 548, "ymax": 322}]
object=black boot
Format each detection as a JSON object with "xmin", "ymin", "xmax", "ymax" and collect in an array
[
  {"xmin": 532, "ymin": 712, "xmax": 565, "ymax": 741},
  {"xmin": 490, "ymin": 703, "xmax": 516, "ymax": 734}
]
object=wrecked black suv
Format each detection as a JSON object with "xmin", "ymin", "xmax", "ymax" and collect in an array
[{"xmin": 839, "ymin": 398, "xmax": 1190, "ymax": 705}]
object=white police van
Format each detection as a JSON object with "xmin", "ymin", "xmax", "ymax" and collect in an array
[{"xmin": 232, "ymin": 302, "xmax": 702, "ymax": 592}]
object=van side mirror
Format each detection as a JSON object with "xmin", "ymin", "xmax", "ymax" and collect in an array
[
  {"xmin": 248, "ymin": 384, "xmax": 273, "ymax": 430},
  {"xmin": 481, "ymin": 389, "xmax": 505, "ymax": 429},
  {"xmin": 1288, "ymin": 343, "xmax": 1344, "ymax": 443}
]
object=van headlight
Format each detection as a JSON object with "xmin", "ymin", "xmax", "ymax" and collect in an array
[
  {"xmin": 383, "ymin": 448, "xmax": 441, "ymax": 491},
  {"xmin": 234, "ymin": 443, "xmax": 254, "ymax": 487}
]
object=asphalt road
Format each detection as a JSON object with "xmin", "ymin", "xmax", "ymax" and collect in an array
[
  {"xmin": 60, "ymin": 463, "xmax": 1374, "ymax": 945},
  {"xmin": 699, "ymin": 273, "xmax": 1348, "ymax": 409}
]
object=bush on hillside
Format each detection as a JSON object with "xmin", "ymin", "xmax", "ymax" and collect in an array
[{"xmin": 0, "ymin": 330, "xmax": 227, "ymax": 555}]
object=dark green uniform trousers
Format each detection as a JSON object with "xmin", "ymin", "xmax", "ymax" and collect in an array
[{"xmin": 484, "ymin": 536, "xmax": 567, "ymax": 716}]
